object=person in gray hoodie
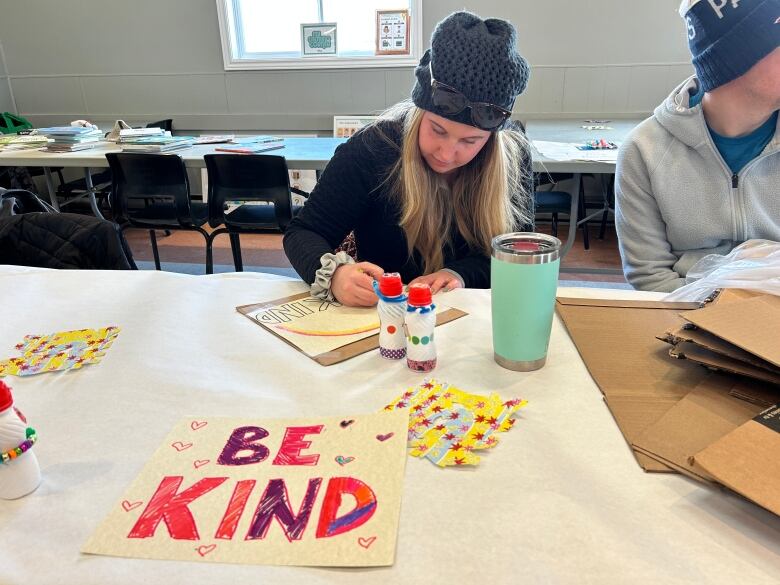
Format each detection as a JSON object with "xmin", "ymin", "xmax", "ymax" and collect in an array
[{"xmin": 616, "ymin": 0, "xmax": 779, "ymax": 292}]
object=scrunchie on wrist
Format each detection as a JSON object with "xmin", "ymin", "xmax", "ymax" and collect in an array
[{"xmin": 310, "ymin": 251, "xmax": 355, "ymax": 301}]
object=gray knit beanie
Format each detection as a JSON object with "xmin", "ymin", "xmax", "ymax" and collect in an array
[{"xmin": 411, "ymin": 11, "xmax": 530, "ymax": 129}]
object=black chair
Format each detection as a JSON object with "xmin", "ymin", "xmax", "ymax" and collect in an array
[
  {"xmin": 106, "ymin": 152, "xmax": 213, "ymax": 273},
  {"xmin": 204, "ymin": 154, "xmax": 303, "ymax": 271},
  {"xmin": 534, "ymin": 190, "xmax": 572, "ymax": 239},
  {"xmin": 58, "ymin": 120, "xmax": 175, "ymax": 212}
]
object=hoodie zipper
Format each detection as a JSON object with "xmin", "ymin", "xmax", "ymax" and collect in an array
[{"xmin": 730, "ymin": 172, "xmax": 744, "ymax": 241}]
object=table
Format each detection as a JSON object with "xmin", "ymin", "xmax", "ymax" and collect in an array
[
  {"xmin": 0, "ymin": 138, "xmax": 348, "ymax": 218},
  {"xmin": 525, "ymin": 119, "xmax": 644, "ymax": 262},
  {"xmin": 1, "ymin": 266, "xmax": 777, "ymax": 585}
]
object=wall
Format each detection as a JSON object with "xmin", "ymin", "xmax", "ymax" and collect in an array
[{"xmin": 0, "ymin": 0, "xmax": 692, "ymax": 133}]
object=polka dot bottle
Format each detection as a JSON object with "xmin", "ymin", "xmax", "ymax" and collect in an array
[
  {"xmin": 405, "ymin": 283, "xmax": 437, "ymax": 372},
  {"xmin": 376, "ymin": 273, "xmax": 407, "ymax": 360}
]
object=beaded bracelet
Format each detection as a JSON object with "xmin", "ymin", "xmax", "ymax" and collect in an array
[{"xmin": 0, "ymin": 427, "xmax": 37, "ymax": 464}]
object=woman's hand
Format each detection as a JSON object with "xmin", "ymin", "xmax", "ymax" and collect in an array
[
  {"xmin": 409, "ymin": 270, "xmax": 463, "ymax": 295},
  {"xmin": 331, "ymin": 262, "xmax": 384, "ymax": 307}
]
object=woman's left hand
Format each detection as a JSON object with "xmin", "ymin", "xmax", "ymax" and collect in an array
[{"xmin": 408, "ymin": 271, "xmax": 463, "ymax": 295}]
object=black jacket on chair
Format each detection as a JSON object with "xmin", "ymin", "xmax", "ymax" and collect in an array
[{"xmin": 0, "ymin": 212, "xmax": 137, "ymax": 269}]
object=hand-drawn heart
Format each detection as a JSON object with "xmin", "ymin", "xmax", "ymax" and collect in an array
[
  {"xmin": 335, "ymin": 455, "xmax": 355, "ymax": 466},
  {"xmin": 121, "ymin": 500, "xmax": 143, "ymax": 512},
  {"xmin": 196, "ymin": 544, "xmax": 216, "ymax": 557},
  {"xmin": 340, "ymin": 419, "xmax": 355, "ymax": 428},
  {"xmin": 171, "ymin": 441, "xmax": 193, "ymax": 452},
  {"xmin": 190, "ymin": 420, "xmax": 208, "ymax": 431},
  {"xmin": 376, "ymin": 432, "xmax": 394, "ymax": 442},
  {"xmin": 193, "ymin": 459, "xmax": 210, "ymax": 469},
  {"xmin": 358, "ymin": 536, "xmax": 377, "ymax": 549}
]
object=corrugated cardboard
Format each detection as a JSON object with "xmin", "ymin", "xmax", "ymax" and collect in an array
[
  {"xmin": 660, "ymin": 324, "xmax": 780, "ymax": 374},
  {"xmin": 668, "ymin": 341, "xmax": 780, "ymax": 386},
  {"xmin": 557, "ymin": 292, "xmax": 780, "ymax": 516},
  {"xmin": 631, "ymin": 374, "xmax": 766, "ymax": 482},
  {"xmin": 237, "ymin": 292, "xmax": 467, "ymax": 366},
  {"xmin": 695, "ymin": 404, "xmax": 780, "ymax": 516},
  {"xmin": 555, "ymin": 298, "xmax": 704, "ymax": 472},
  {"xmin": 680, "ymin": 294, "xmax": 780, "ymax": 368}
]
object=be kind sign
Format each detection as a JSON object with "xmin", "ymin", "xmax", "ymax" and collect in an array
[{"xmin": 83, "ymin": 411, "xmax": 408, "ymax": 566}]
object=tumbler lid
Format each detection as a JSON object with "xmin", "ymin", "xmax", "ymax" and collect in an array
[
  {"xmin": 491, "ymin": 232, "xmax": 561, "ymax": 264},
  {"xmin": 0, "ymin": 381, "xmax": 13, "ymax": 412},
  {"xmin": 408, "ymin": 283, "xmax": 433, "ymax": 307},
  {"xmin": 378, "ymin": 273, "xmax": 403, "ymax": 297}
]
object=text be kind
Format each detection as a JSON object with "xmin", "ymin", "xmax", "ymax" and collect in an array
[{"xmin": 128, "ymin": 425, "xmax": 378, "ymax": 542}]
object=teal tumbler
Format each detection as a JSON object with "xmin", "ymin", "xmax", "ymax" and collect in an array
[{"xmin": 491, "ymin": 233, "xmax": 561, "ymax": 371}]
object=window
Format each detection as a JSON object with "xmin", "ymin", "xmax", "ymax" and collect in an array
[{"xmin": 217, "ymin": 0, "xmax": 422, "ymax": 70}]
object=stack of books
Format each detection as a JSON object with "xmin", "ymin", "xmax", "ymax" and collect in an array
[
  {"xmin": 215, "ymin": 135, "xmax": 284, "ymax": 154},
  {"xmin": 118, "ymin": 128, "xmax": 194, "ymax": 153},
  {"xmin": 0, "ymin": 134, "xmax": 52, "ymax": 151},
  {"xmin": 37, "ymin": 126, "xmax": 104, "ymax": 152}
]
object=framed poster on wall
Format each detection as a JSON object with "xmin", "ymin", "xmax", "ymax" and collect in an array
[
  {"xmin": 301, "ymin": 22, "xmax": 338, "ymax": 56},
  {"xmin": 376, "ymin": 10, "xmax": 410, "ymax": 55}
]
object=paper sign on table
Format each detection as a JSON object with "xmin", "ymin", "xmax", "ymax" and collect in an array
[
  {"xmin": 384, "ymin": 379, "xmax": 526, "ymax": 467},
  {"xmin": 83, "ymin": 411, "xmax": 408, "ymax": 567},
  {"xmin": 0, "ymin": 327, "xmax": 120, "ymax": 377}
]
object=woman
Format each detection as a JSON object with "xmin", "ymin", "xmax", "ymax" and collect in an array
[{"xmin": 284, "ymin": 11, "xmax": 534, "ymax": 306}]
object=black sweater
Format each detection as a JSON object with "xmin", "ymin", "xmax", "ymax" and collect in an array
[{"xmin": 283, "ymin": 119, "xmax": 532, "ymax": 288}]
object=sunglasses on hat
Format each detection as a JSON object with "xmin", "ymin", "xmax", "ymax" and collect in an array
[{"xmin": 429, "ymin": 62, "xmax": 513, "ymax": 131}]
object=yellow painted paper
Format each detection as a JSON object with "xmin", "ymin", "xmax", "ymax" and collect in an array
[
  {"xmin": 83, "ymin": 411, "xmax": 408, "ymax": 567},
  {"xmin": 0, "ymin": 327, "xmax": 120, "ymax": 377},
  {"xmin": 383, "ymin": 379, "xmax": 526, "ymax": 467}
]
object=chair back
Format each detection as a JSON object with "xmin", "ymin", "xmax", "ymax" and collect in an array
[
  {"xmin": 0, "ymin": 212, "xmax": 136, "ymax": 269},
  {"xmin": 204, "ymin": 154, "xmax": 294, "ymax": 232},
  {"xmin": 106, "ymin": 152, "xmax": 195, "ymax": 227}
]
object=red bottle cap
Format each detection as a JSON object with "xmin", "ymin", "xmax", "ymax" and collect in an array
[
  {"xmin": 408, "ymin": 283, "xmax": 433, "ymax": 307},
  {"xmin": 0, "ymin": 381, "xmax": 13, "ymax": 412},
  {"xmin": 379, "ymin": 273, "xmax": 403, "ymax": 297}
]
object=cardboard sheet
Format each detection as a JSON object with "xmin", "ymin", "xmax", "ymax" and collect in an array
[
  {"xmin": 681, "ymin": 294, "xmax": 780, "ymax": 367},
  {"xmin": 83, "ymin": 411, "xmax": 409, "ymax": 567},
  {"xmin": 695, "ymin": 404, "xmax": 780, "ymax": 516},
  {"xmin": 238, "ymin": 292, "xmax": 467, "ymax": 366},
  {"xmin": 668, "ymin": 341, "xmax": 780, "ymax": 386},
  {"xmin": 556, "ymin": 297, "xmax": 705, "ymax": 472},
  {"xmin": 632, "ymin": 375, "xmax": 766, "ymax": 482}
]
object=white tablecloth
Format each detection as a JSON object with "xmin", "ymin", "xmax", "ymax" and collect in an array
[{"xmin": 0, "ymin": 267, "xmax": 778, "ymax": 584}]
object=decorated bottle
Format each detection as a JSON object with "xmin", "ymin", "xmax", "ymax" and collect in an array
[
  {"xmin": 405, "ymin": 283, "xmax": 437, "ymax": 372},
  {"xmin": 375, "ymin": 273, "xmax": 408, "ymax": 360},
  {"xmin": 0, "ymin": 381, "xmax": 41, "ymax": 499}
]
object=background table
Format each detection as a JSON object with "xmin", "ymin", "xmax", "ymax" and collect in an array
[
  {"xmin": 0, "ymin": 138, "xmax": 349, "ymax": 217},
  {"xmin": 525, "ymin": 118, "xmax": 643, "ymax": 261},
  {"xmin": 0, "ymin": 266, "xmax": 777, "ymax": 584}
]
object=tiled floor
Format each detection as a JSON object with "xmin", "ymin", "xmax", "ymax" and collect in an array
[{"xmin": 123, "ymin": 221, "xmax": 628, "ymax": 285}]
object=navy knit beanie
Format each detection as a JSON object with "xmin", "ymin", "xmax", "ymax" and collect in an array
[
  {"xmin": 411, "ymin": 11, "xmax": 530, "ymax": 129},
  {"xmin": 680, "ymin": 0, "xmax": 780, "ymax": 92}
]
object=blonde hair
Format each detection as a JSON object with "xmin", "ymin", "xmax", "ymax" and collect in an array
[{"xmin": 374, "ymin": 101, "xmax": 532, "ymax": 274}]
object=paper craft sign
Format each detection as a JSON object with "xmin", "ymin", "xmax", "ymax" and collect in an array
[
  {"xmin": 83, "ymin": 411, "xmax": 408, "ymax": 567},
  {"xmin": 247, "ymin": 296, "xmax": 381, "ymax": 357},
  {"xmin": 384, "ymin": 379, "xmax": 526, "ymax": 467},
  {"xmin": 0, "ymin": 327, "xmax": 120, "ymax": 377}
]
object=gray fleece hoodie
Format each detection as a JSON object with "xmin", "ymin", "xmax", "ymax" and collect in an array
[{"xmin": 615, "ymin": 75, "xmax": 780, "ymax": 292}]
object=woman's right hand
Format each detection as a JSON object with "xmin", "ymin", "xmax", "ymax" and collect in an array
[{"xmin": 331, "ymin": 262, "xmax": 384, "ymax": 307}]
